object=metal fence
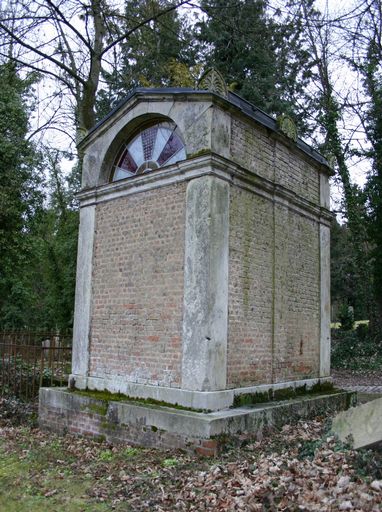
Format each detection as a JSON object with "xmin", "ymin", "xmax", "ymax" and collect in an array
[{"xmin": 0, "ymin": 331, "xmax": 72, "ymax": 400}]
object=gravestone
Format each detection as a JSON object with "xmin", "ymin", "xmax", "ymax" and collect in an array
[{"xmin": 332, "ymin": 397, "xmax": 382, "ymax": 449}]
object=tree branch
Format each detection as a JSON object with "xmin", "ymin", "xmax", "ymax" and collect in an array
[
  {"xmin": 100, "ymin": 0, "xmax": 191, "ymax": 57},
  {"xmin": 0, "ymin": 20, "xmax": 87, "ymax": 86}
]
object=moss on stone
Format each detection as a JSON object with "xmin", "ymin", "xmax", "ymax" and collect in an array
[
  {"xmin": 75, "ymin": 389, "xmax": 126, "ymax": 403},
  {"xmin": 94, "ymin": 434, "xmax": 107, "ymax": 443},
  {"xmin": 86, "ymin": 403, "xmax": 108, "ymax": 416},
  {"xmin": 233, "ymin": 382, "xmax": 337, "ymax": 407},
  {"xmin": 72, "ymin": 388, "xmax": 209, "ymax": 413},
  {"xmin": 309, "ymin": 381, "xmax": 335, "ymax": 394},
  {"xmin": 233, "ymin": 391, "xmax": 271, "ymax": 407},
  {"xmin": 188, "ymin": 148, "xmax": 211, "ymax": 159},
  {"xmin": 100, "ymin": 421, "xmax": 117, "ymax": 431}
]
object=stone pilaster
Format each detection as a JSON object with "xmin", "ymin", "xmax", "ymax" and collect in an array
[
  {"xmin": 320, "ymin": 224, "xmax": 331, "ymax": 377},
  {"xmin": 70, "ymin": 204, "xmax": 96, "ymax": 388},
  {"xmin": 181, "ymin": 175, "xmax": 229, "ymax": 391}
]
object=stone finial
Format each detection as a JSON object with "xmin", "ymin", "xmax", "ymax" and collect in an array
[
  {"xmin": 326, "ymin": 154, "xmax": 336, "ymax": 170},
  {"xmin": 277, "ymin": 114, "xmax": 298, "ymax": 142},
  {"xmin": 197, "ymin": 68, "xmax": 228, "ymax": 98}
]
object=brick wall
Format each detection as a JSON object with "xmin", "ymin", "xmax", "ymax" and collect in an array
[
  {"xmin": 89, "ymin": 182, "xmax": 187, "ymax": 387},
  {"xmin": 273, "ymin": 205, "xmax": 320, "ymax": 382},
  {"xmin": 39, "ymin": 388, "xmax": 351, "ymax": 456},
  {"xmin": 38, "ymin": 391, "xmax": 220, "ymax": 456},
  {"xmin": 227, "ymin": 184, "xmax": 320, "ymax": 387},
  {"xmin": 86, "ymin": 113, "xmax": 322, "ymax": 392},
  {"xmin": 230, "ymin": 118, "xmax": 320, "ymax": 204},
  {"xmin": 231, "ymin": 118, "xmax": 274, "ymax": 182},
  {"xmin": 227, "ymin": 187, "xmax": 274, "ymax": 387},
  {"xmin": 274, "ymin": 142, "xmax": 319, "ymax": 205}
]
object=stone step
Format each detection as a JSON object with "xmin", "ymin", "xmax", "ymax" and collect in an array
[{"xmin": 40, "ymin": 387, "xmax": 354, "ymax": 455}]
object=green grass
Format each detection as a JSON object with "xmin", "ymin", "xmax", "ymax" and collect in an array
[
  {"xmin": 0, "ymin": 452, "xmax": 109, "ymax": 511},
  {"xmin": 0, "ymin": 424, "xmax": 209, "ymax": 512},
  {"xmin": 2, "ymin": 415, "xmax": 382, "ymax": 511},
  {"xmin": 0, "ymin": 438, "xmax": 115, "ymax": 512}
]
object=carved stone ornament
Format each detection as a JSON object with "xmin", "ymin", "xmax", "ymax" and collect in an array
[
  {"xmin": 326, "ymin": 154, "xmax": 336, "ymax": 170},
  {"xmin": 197, "ymin": 68, "xmax": 228, "ymax": 98},
  {"xmin": 277, "ymin": 114, "xmax": 298, "ymax": 142}
]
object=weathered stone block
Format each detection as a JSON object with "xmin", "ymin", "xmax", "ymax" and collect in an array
[
  {"xmin": 332, "ymin": 397, "xmax": 382, "ymax": 449},
  {"xmin": 40, "ymin": 387, "xmax": 354, "ymax": 455}
]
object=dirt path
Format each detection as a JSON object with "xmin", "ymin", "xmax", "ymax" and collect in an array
[{"xmin": 332, "ymin": 369, "xmax": 382, "ymax": 390}]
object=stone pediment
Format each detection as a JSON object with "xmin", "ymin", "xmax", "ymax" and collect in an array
[{"xmin": 79, "ymin": 88, "xmax": 331, "ymax": 191}]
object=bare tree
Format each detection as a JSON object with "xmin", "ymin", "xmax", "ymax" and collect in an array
[
  {"xmin": 343, "ymin": 0, "xmax": 382, "ymax": 325},
  {"xmin": 0, "ymin": 0, "xmax": 191, "ymax": 142},
  {"xmin": 285, "ymin": 0, "xmax": 373, "ymax": 317}
]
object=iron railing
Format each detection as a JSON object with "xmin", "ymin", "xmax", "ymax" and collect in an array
[{"xmin": 0, "ymin": 331, "xmax": 72, "ymax": 400}]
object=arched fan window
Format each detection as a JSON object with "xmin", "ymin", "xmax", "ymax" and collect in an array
[{"xmin": 111, "ymin": 121, "xmax": 186, "ymax": 182}]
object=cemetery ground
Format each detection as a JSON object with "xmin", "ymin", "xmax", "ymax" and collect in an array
[
  {"xmin": 1, "ymin": 328, "xmax": 382, "ymax": 510},
  {"xmin": 1, "ymin": 387, "xmax": 382, "ymax": 511}
]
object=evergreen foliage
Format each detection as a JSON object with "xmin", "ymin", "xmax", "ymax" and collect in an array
[
  {"xmin": 96, "ymin": 0, "xmax": 197, "ymax": 119},
  {"xmin": 0, "ymin": 0, "xmax": 381, "ymax": 333},
  {"xmin": 362, "ymin": 38, "xmax": 382, "ymax": 325},
  {"xmin": 22, "ymin": 153, "xmax": 79, "ymax": 330},
  {"xmin": 0, "ymin": 63, "xmax": 43, "ymax": 327},
  {"xmin": 122, "ymin": 0, "xmax": 189, "ymax": 88},
  {"xmin": 0, "ymin": 64, "xmax": 78, "ymax": 329},
  {"xmin": 197, "ymin": 0, "xmax": 313, "ymax": 123}
]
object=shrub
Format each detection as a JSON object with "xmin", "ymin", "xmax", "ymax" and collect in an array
[
  {"xmin": 338, "ymin": 304, "xmax": 354, "ymax": 331},
  {"xmin": 331, "ymin": 325, "xmax": 382, "ymax": 370},
  {"xmin": 0, "ymin": 396, "xmax": 37, "ymax": 426}
]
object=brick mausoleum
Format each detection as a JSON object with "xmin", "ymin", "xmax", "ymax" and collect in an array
[{"xmin": 39, "ymin": 71, "xmax": 346, "ymax": 453}]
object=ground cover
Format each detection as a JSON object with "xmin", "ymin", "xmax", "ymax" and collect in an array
[
  {"xmin": 331, "ymin": 326, "xmax": 382, "ymax": 372},
  {"xmin": 1, "ymin": 397, "xmax": 382, "ymax": 511}
]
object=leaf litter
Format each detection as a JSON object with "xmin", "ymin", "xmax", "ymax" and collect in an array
[{"xmin": 0, "ymin": 401, "xmax": 382, "ymax": 511}]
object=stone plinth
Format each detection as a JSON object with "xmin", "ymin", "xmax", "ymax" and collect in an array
[{"xmin": 40, "ymin": 387, "xmax": 355, "ymax": 456}]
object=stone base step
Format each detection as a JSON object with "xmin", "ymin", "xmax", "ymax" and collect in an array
[{"xmin": 39, "ymin": 387, "xmax": 356, "ymax": 456}]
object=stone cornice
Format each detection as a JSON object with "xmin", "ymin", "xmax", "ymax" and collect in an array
[
  {"xmin": 78, "ymin": 153, "xmax": 332, "ymax": 225},
  {"xmin": 79, "ymin": 88, "xmax": 332, "ymax": 175}
]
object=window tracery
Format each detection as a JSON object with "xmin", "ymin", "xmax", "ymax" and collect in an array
[{"xmin": 112, "ymin": 122, "xmax": 186, "ymax": 182}]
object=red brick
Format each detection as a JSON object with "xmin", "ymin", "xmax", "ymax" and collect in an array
[
  {"xmin": 195, "ymin": 446, "xmax": 216, "ymax": 457},
  {"xmin": 88, "ymin": 183, "xmax": 186, "ymax": 387},
  {"xmin": 201, "ymin": 439, "xmax": 218, "ymax": 449}
]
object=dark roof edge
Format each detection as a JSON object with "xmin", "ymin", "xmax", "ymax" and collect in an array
[
  {"xmin": 227, "ymin": 91, "xmax": 330, "ymax": 169},
  {"xmin": 81, "ymin": 87, "xmax": 331, "ymax": 171}
]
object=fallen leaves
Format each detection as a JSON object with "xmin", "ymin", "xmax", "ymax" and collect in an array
[{"xmin": 1, "ymin": 410, "xmax": 382, "ymax": 511}]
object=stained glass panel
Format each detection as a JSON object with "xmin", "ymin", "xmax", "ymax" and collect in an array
[
  {"xmin": 163, "ymin": 147, "xmax": 187, "ymax": 167},
  {"xmin": 152, "ymin": 127, "xmax": 171, "ymax": 161},
  {"xmin": 111, "ymin": 122, "xmax": 186, "ymax": 182},
  {"xmin": 157, "ymin": 132, "xmax": 183, "ymax": 167},
  {"xmin": 114, "ymin": 167, "xmax": 135, "ymax": 180},
  {"xmin": 118, "ymin": 149, "xmax": 137, "ymax": 174},
  {"xmin": 142, "ymin": 126, "xmax": 158, "ymax": 161}
]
